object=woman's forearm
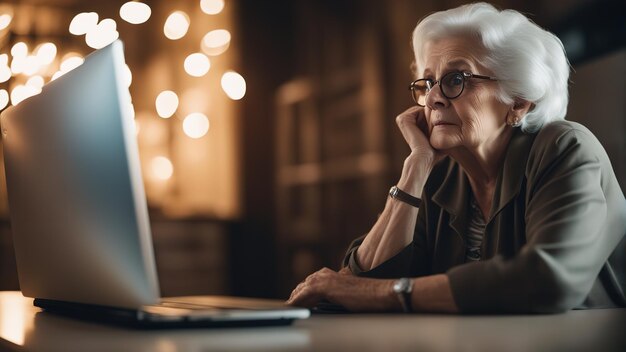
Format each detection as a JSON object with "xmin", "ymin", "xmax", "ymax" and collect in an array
[
  {"xmin": 411, "ymin": 274, "xmax": 459, "ymax": 313},
  {"xmin": 355, "ymin": 154, "xmax": 433, "ymax": 270},
  {"xmin": 370, "ymin": 199, "xmax": 420, "ymax": 268}
]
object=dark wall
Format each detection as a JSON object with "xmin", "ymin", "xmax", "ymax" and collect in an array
[{"xmin": 230, "ymin": 0, "xmax": 297, "ymax": 298}]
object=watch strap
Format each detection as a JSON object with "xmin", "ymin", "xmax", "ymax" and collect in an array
[
  {"xmin": 389, "ymin": 186, "xmax": 421, "ymax": 208},
  {"xmin": 393, "ymin": 278, "xmax": 413, "ymax": 313}
]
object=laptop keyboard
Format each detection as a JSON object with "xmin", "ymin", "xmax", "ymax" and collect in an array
[{"xmin": 156, "ymin": 296, "xmax": 293, "ymax": 311}]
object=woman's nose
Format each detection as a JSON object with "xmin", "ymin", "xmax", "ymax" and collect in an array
[{"xmin": 425, "ymin": 83, "xmax": 449, "ymax": 110}]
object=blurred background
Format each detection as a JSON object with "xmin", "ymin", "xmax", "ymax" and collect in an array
[{"xmin": 0, "ymin": 0, "xmax": 623, "ymax": 299}]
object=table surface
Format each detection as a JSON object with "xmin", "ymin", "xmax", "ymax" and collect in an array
[{"xmin": 1, "ymin": 291, "xmax": 625, "ymax": 352}]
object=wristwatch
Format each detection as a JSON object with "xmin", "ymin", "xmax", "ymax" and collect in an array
[
  {"xmin": 393, "ymin": 277, "xmax": 413, "ymax": 313},
  {"xmin": 389, "ymin": 186, "xmax": 421, "ymax": 208}
]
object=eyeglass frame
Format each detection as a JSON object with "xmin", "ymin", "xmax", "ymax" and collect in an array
[{"xmin": 408, "ymin": 71, "xmax": 498, "ymax": 107}]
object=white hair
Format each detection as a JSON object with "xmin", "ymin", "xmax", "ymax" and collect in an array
[{"xmin": 412, "ymin": 2, "xmax": 570, "ymax": 132}]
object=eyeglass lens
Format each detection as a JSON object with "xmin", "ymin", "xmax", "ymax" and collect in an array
[{"xmin": 411, "ymin": 72, "xmax": 465, "ymax": 106}]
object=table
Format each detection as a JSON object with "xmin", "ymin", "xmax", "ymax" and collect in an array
[{"xmin": 1, "ymin": 291, "xmax": 624, "ymax": 351}]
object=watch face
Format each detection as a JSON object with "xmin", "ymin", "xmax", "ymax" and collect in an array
[
  {"xmin": 393, "ymin": 281, "xmax": 401, "ymax": 292},
  {"xmin": 394, "ymin": 278, "xmax": 409, "ymax": 293}
]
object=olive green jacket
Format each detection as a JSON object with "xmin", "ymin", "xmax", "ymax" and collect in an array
[{"xmin": 344, "ymin": 120, "xmax": 626, "ymax": 313}]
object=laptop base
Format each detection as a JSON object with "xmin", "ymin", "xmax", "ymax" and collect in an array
[{"xmin": 34, "ymin": 298, "xmax": 297, "ymax": 329}]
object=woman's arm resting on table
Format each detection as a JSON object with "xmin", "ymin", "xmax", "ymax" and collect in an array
[{"xmin": 287, "ymin": 267, "xmax": 459, "ymax": 313}]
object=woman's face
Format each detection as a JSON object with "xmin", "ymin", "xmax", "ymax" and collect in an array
[{"xmin": 419, "ymin": 37, "xmax": 511, "ymax": 153}]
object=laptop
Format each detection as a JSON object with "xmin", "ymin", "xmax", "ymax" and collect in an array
[{"xmin": 0, "ymin": 40, "xmax": 309, "ymax": 328}]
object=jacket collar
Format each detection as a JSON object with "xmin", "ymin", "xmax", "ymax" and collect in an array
[{"xmin": 431, "ymin": 128, "xmax": 537, "ymax": 225}]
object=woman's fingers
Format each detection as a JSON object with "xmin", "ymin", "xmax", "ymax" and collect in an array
[
  {"xmin": 286, "ymin": 268, "xmax": 398, "ymax": 312},
  {"xmin": 396, "ymin": 107, "xmax": 446, "ymax": 167},
  {"xmin": 286, "ymin": 268, "xmax": 334, "ymax": 307},
  {"xmin": 338, "ymin": 266, "xmax": 352, "ymax": 275},
  {"xmin": 395, "ymin": 106, "xmax": 431, "ymax": 152}
]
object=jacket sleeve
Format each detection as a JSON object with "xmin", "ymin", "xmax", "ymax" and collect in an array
[
  {"xmin": 342, "ymin": 203, "xmax": 430, "ymax": 279},
  {"xmin": 447, "ymin": 126, "xmax": 626, "ymax": 313}
]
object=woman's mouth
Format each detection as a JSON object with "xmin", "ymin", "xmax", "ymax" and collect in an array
[{"xmin": 433, "ymin": 121, "xmax": 455, "ymax": 127}]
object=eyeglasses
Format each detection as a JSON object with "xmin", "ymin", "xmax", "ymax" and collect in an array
[{"xmin": 409, "ymin": 71, "xmax": 498, "ymax": 107}]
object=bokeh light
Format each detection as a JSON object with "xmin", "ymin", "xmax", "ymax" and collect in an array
[
  {"xmin": 22, "ymin": 56, "xmax": 40, "ymax": 76},
  {"xmin": 0, "ymin": 54, "xmax": 11, "ymax": 83},
  {"xmin": 120, "ymin": 2, "xmax": 151, "ymax": 24},
  {"xmin": 69, "ymin": 12, "xmax": 99, "ymax": 36},
  {"xmin": 0, "ymin": 13, "xmax": 12, "ymax": 31},
  {"xmin": 60, "ymin": 55, "xmax": 84, "ymax": 73},
  {"xmin": 184, "ymin": 53, "xmax": 210, "ymax": 77},
  {"xmin": 200, "ymin": 0, "xmax": 225, "ymax": 15},
  {"xmin": 151, "ymin": 156, "xmax": 174, "ymax": 180},
  {"xmin": 123, "ymin": 64, "xmax": 132, "ymax": 87},
  {"xmin": 201, "ymin": 29, "xmax": 231, "ymax": 56},
  {"xmin": 155, "ymin": 90, "xmax": 179, "ymax": 118},
  {"xmin": 0, "ymin": 89, "xmax": 8, "ymax": 110},
  {"xmin": 10, "ymin": 42, "xmax": 27, "ymax": 58},
  {"xmin": 183, "ymin": 112, "xmax": 210, "ymax": 139},
  {"xmin": 86, "ymin": 18, "xmax": 119, "ymax": 49},
  {"xmin": 26, "ymin": 75, "xmax": 44, "ymax": 90},
  {"xmin": 163, "ymin": 11, "xmax": 189, "ymax": 40},
  {"xmin": 34, "ymin": 42, "xmax": 57, "ymax": 66},
  {"xmin": 10, "ymin": 84, "xmax": 40, "ymax": 106},
  {"xmin": 221, "ymin": 71, "xmax": 246, "ymax": 100},
  {"xmin": 52, "ymin": 53, "xmax": 84, "ymax": 80}
]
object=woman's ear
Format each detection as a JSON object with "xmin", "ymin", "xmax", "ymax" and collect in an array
[{"xmin": 506, "ymin": 99, "xmax": 533, "ymax": 125}]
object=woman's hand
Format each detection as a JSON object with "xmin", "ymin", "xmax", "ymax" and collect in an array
[
  {"xmin": 286, "ymin": 268, "xmax": 399, "ymax": 312},
  {"xmin": 394, "ymin": 106, "xmax": 445, "ymax": 196},
  {"xmin": 396, "ymin": 106, "xmax": 444, "ymax": 163}
]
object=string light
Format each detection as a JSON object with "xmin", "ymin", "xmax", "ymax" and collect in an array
[
  {"xmin": 34, "ymin": 42, "xmax": 57, "ymax": 66},
  {"xmin": 51, "ymin": 71, "xmax": 63, "ymax": 81},
  {"xmin": 183, "ymin": 112, "xmax": 210, "ymax": 139},
  {"xmin": 151, "ymin": 156, "xmax": 174, "ymax": 180},
  {"xmin": 0, "ymin": 13, "xmax": 12, "ymax": 31},
  {"xmin": 183, "ymin": 53, "xmax": 210, "ymax": 77},
  {"xmin": 0, "ymin": 89, "xmax": 8, "ymax": 110},
  {"xmin": 51, "ymin": 53, "xmax": 84, "ymax": 81},
  {"xmin": 60, "ymin": 55, "xmax": 84, "ymax": 73},
  {"xmin": 22, "ymin": 56, "xmax": 40, "ymax": 76},
  {"xmin": 10, "ymin": 58, "xmax": 24, "ymax": 75},
  {"xmin": 0, "ymin": 67, "xmax": 9, "ymax": 83},
  {"xmin": 155, "ymin": 90, "xmax": 179, "ymax": 118},
  {"xmin": 163, "ymin": 11, "xmax": 189, "ymax": 40},
  {"xmin": 10, "ymin": 42, "xmax": 27, "ymax": 58},
  {"xmin": 26, "ymin": 75, "xmax": 44, "ymax": 90},
  {"xmin": 0, "ymin": 54, "xmax": 10, "ymax": 83},
  {"xmin": 122, "ymin": 64, "xmax": 132, "ymax": 87},
  {"xmin": 120, "ymin": 2, "xmax": 151, "ymax": 24},
  {"xmin": 11, "ymin": 0, "xmax": 240, "ymax": 144},
  {"xmin": 200, "ymin": 0, "xmax": 225, "ymax": 15},
  {"xmin": 201, "ymin": 29, "xmax": 231, "ymax": 56},
  {"xmin": 69, "ymin": 12, "xmax": 99, "ymax": 36},
  {"xmin": 221, "ymin": 71, "xmax": 246, "ymax": 100},
  {"xmin": 10, "ymin": 85, "xmax": 40, "ymax": 106},
  {"xmin": 85, "ymin": 18, "xmax": 119, "ymax": 49}
]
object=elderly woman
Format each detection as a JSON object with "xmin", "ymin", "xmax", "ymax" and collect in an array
[{"xmin": 287, "ymin": 2, "xmax": 626, "ymax": 313}]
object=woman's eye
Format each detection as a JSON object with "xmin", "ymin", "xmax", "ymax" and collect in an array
[{"xmin": 451, "ymin": 76, "xmax": 463, "ymax": 86}]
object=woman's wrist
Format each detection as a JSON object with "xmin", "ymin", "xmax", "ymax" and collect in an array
[
  {"xmin": 382, "ymin": 279, "xmax": 404, "ymax": 312},
  {"xmin": 397, "ymin": 153, "xmax": 434, "ymax": 196}
]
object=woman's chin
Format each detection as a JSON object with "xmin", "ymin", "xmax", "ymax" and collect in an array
[{"xmin": 429, "ymin": 136, "xmax": 456, "ymax": 151}]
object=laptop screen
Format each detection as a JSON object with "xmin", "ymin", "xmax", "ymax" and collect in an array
[{"xmin": 1, "ymin": 41, "xmax": 160, "ymax": 309}]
